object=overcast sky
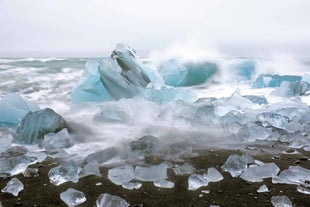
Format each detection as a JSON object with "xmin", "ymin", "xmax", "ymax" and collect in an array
[{"xmin": 0, "ymin": 0, "xmax": 309, "ymax": 57}]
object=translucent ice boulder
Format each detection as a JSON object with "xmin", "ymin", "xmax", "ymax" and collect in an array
[
  {"xmin": 271, "ymin": 196, "xmax": 292, "ymax": 207},
  {"xmin": 272, "ymin": 166, "xmax": 310, "ymax": 185},
  {"xmin": 0, "ymin": 93, "xmax": 39, "ymax": 127},
  {"xmin": 15, "ymin": 108, "xmax": 67, "ymax": 144},
  {"xmin": 221, "ymin": 154, "xmax": 254, "ymax": 177},
  {"xmin": 60, "ymin": 188, "xmax": 86, "ymax": 207},
  {"xmin": 84, "ymin": 147, "xmax": 117, "ymax": 164},
  {"xmin": 1, "ymin": 178, "xmax": 24, "ymax": 196},
  {"xmin": 240, "ymin": 163, "xmax": 280, "ymax": 182},
  {"xmin": 206, "ymin": 167, "xmax": 223, "ymax": 182},
  {"xmin": 221, "ymin": 58, "xmax": 258, "ymax": 81},
  {"xmin": 135, "ymin": 162, "xmax": 169, "ymax": 182},
  {"xmin": 71, "ymin": 59, "xmax": 113, "ymax": 103},
  {"xmin": 160, "ymin": 59, "xmax": 218, "ymax": 86},
  {"xmin": 273, "ymin": 81, "xmax": 309, "ymax": 97},
  {"xmin": 96, "ymin": 193, "xmax": 129, "ymax": 207},
  {"xmin": 108, "ymin": 165, "xmax": 135, "ymax": 185},
  {"xmin": 252, "ymin": 74, "xmax": 301, "ymax": 88},
  {"xmin": 256, "ymin": 112, "xmax": 290, "ymax": 130},
  {"xmin": 42, "ymin": 128, "xmax": 73, "ymax": 149},
  {"xmin": 173, "ymin": 162, "xmax": 196, "ymax": 175},
  {"xmin": 188, "ymin": 173, "xmax": 209, "ymax": 190},
  {"xmin": 48, "ymin": 161, "xmax": 80, "ymax": 186}
]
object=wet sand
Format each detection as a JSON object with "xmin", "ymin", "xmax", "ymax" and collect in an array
[{"xmin": 0, "ymin": 143, "xmax": 309, "ymax": 207}]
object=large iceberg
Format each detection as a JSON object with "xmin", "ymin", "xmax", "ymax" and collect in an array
[
  {"xmin": 0, "ymin": 93, "xmax": 39, "ymax": 127},
  {"xmin": 15, "ymin": 108, "xmax": 68, "ymax": 144},
  {"xmin": 160, "ymin": 59, "xmax": 218, "ymax": 86}
]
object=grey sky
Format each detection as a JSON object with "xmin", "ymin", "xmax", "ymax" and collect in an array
[{"xmin": 0, "ymin": 0, "xmax": 309, "ymax": 57}]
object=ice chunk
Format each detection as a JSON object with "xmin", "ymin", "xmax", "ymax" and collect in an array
[
  {"xmin": 42, "ymin": 128, "xmax": 73, "ymax": 149},
  {"xmin": 48, "ymin": 161, "xmax": 80, "ymax": 186},
  {"xmin": 108, "ymin": 165, "xmax": 135, "ymax": 185},
  {"xmin": 95, "ymin": 105, "xmax": 130, "ymax": 123},
  {"xmin": 188, "ymin": 173, "xmax": 209, "ymax": 190},
  {"xmin": 256, "ymin": 112, "xmax": 289, "ymax": 130},
  {"xmin": 173, "ymin": 162, "xmax": 196, "ymax": 175},
  {"xmin": 0, "ymin": 93, "xmax": 39, "ymax": 127},
  {"xmin": 22, "ymin": 167, "xmax": 39, "ymax": 177},
  {"xmin": 240, "ymin": 163, "xmax": 280, "ymax": 182},
  {"xmin": 96, "ymin": 193, "xmax": 129, "ymax": 207},
  {"xmin": 221, "ymin": 154, "xmax": 254, "ymax": 177},
  {"xmin": 71, "ymin": 59, "xmax": 113, "ymax": 103},
  {"xmin": 160, "ymin": 59, "xmax": 217, "ymax": 87},
  {"xmin": 271, "ymin": 196, "xmax": 292, "ymax": 207},
  {"xmin": 297, "ymin": 185, "xmax": 310, "ymax": 194},
  {"xmin": 1, "ymin": 178, "xmax": 24, "ymax": 196},
  {"xmin": 243, "ymin": 95, "xmax": 268, "ymax": 105},
  {"xmin": 273, "ymin": 81, "xmax": 309, "ymax": 97},
  {"xmin": 252, "ymin": 74, "xmax": 301, "ymax": 88},
  {"xmin": 15, "ymin": 108, "xmax": 67, "ymax": 144},
  {"xmin": 257, "ymin": 184, "xmax": 269, "ymax": 193},
  {"xmin": 79, "ymin": 162, "xmax": 101, "ymax": 178},
  {"xmin": 206, "ymin": 167, "xmax": 223, "ymax": 182},
  {"xmin": 221, "ymin": 111, "xmax": 248, "ymax": 134},
  {"xmin": 237, "ymin": 124, "xmax": 272, "ymax": 142},
  {"xmin": 60, "ymin": 188, "xmax": 86, "ymax": 207},
  {"xmin": 160, "ymin": 59, "xmax": 188, "ymax": 86},
  {"xmin": 153, "ymin": 179, "xmax": 175, "ymax": 188},
  {"xmin": 84, "ymin": 147, "xmax": 117, "ymax": 164},
  {"xmin": 129, "ymin": 135, "xmax": 160, "ymax": 154},
  {"xmin": 0, "ymin": 155, "xmax": 37, "ymax": 177},
  {"xmin": 272, "ymin": 166, "xmax": 310, "ymax": 185},
  {"xmin": 122, "ymin": 182, "xmax": 142, "ymax": 190},
  {"xmin": 135, "ymin": 162, "xmax": 169, "ymax": 182}
]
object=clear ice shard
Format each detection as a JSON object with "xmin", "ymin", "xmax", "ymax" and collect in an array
[
  {"xmin": 96, "ymin": 193, "xmax": 129, "ymax": 207},
  {"xmin": 48, "ymin": 161, "xmax": 80, "ymax": 186},
  {"xmin": 71, "ymin": 59, "xmax": 113, "ymax": 103},
  {"xmin": 206, "ymin": 167, "xmax": 223, "ymax": 182},
  {"xmin": 273, "ymin": 81, "xmax": 309, "ymax": 97},
  {"xmin": 0, "ymin": 155, "xmax": 37, "ymax": 177},
  {"xmin": 108, "ymin": 165, "xmax": 135, "ymax": 185},
  {"xmin": 271, "ymin": 196, "xmax": 293, "ymax": 207},
  {"xmin": 60, "ymin": 188, "xmax": 86, "ymax": 207},
  {"xmin": 0, "ymin": 93, "xmax": 39, "ymax": 127},
  {"xmin": 272, "ymin": 166, "xmax": 310, "ymax": 185},
  {"xmin": 257, "ymin": 184, "xmax": 269, "ymax": 193},
  {"xmin": 84, "ymin": 147, "xmax": 117, "ymax": 164},
  {"xmin": 135, "ymin": 162, "xmax": 169, "ymax": 182},
  {"xmin": 1, "ymin": 178, "xmax": 24, "ymax": 196},
  {"xmin": 296, "ymin": 185, "xmax": 310, "ymax": 194},
  {"xmin": 79, "ymin": 162, "xmax": 101, "ymax": 178},
  {"xmin": 42, "ymin": 128, "xmax": 73, "ymax": 149},
  {"xmin": 188, "ymin": 173, "xmax": 209, "ymax": 190},
  {"xmin": 240, "ymin": 163, "xmax": 280, "ymax": 182},
  {"xmin": 173, "ymin": 162, "xmax": 196, "ymax": 175},
  {"xmin": 221, "ymin": 154, "xmax": 254, "ymax": 177},
  {"xmin": 256, "ymin": 112, "xmax": 289, "ymax": 130},
  {"xmin": 252, "ymin": 74, "xmax": 301, "ymax": 88},
  {"xmin": 153, "ymin": 179, "xmax": 175, "ymax": 188},
  {"xmin": 15, "ymin": 108, "xmax": 67, "ymax": 144}
]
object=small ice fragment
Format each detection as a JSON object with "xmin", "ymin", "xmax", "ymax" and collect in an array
[
  {"xmin": 271, "ymin": 195, "xmax": 293, "ymax": 207},
  {"xmin": 188, "ymin": 174, "xmax": 209, "ymax": 190},
  {"xmin": 22, "ymin": 168, "xmax": 39, "ymax": 177},
  {"xmin": 79, "ymin": 162, "xmax": 101, "ymax": 178},
  {"xmin": 173, "ymin": 163, "xmax": 196, "ymax": 175},
  {"xmin": 42, "ymin": 128, "xmax": 73, "ymax": 149},
  {"xmin": 221, "ymin": 154, "xmax": 254, "ymax": 177},
  {"xmin": 256, "ymin": 112, "xmax": 289, "ymax": 129},
  {"xmin": 153, "ymin": 180, "xmax": 175, "ymax": 188},
  {"xmin": 48, "ymin": 161, "xmax": 80, "ymax": 186},
  {"xmin": 206, "ymin": 167, "xmax": 223, "ymax": 182},
  {"xmin": 1, "ymin": 178, "xmax": 24, "ymax": 196},
  {"xmin": 257, "ymin": 184, "xmax": 269, "ymax": 193},
  {"xmin": 135, "ymin": 162, "xmax": 168, "ymax": 182},
  {"xmin": 108, "ymin": 165, "xmax": 135, "ymax": 185},
  {"xmin": 297, "ymin": 185, "xmax": 310, "ymax": 194},
  {"xmin": 60, "ymin": 188, "xmax": 86, "ymax": 207},
  {"xmin": 240, "ymin": 163, "xmax": 280, "ymax": 182},
  {"xmin": 202, "ymin": 189, "xmax": 210, "ymax": 194},
  {"xmin": 96, "ymin": 193, "xmax": 129, "ymax": 207},
  {"xmin": 122, "ymin": 182, "xmax": 142, "ymax": 190}
]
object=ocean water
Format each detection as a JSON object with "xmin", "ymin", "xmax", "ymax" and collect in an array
[{"xmin": 0, "ymin": 56, "xmax": 310, "ymax": 164}]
